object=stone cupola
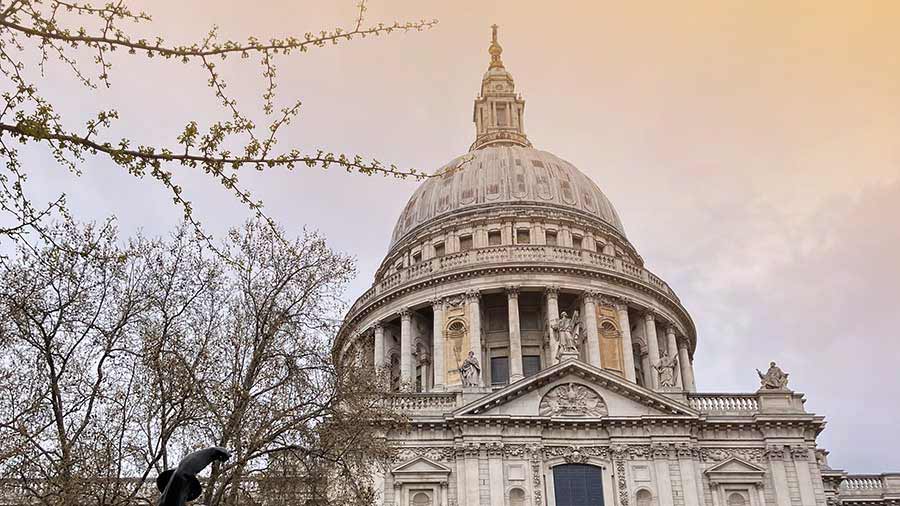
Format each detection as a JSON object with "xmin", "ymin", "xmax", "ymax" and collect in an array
[{"xmin": 470, "ymin": 25, "xmax": 531, "ymax": 152}]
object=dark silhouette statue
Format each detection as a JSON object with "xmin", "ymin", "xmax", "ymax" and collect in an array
[{"xmin": 156, "ymin": 447, "xmax": 231, "ymax": 506}]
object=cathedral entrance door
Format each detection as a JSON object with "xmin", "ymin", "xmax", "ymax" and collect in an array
[{"xmin": 552, "ymin": 464, "xmax": 604, "ymax": 506}]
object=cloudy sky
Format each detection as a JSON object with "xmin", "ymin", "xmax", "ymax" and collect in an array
[{"xmin": 19, "ymin": 0, "xmax": 900, "ymax": 472}]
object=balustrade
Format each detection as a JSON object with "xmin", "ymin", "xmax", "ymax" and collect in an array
[
  {"xmin": 842, "ymin": 476, "xmax": 884, "ymax": 490},
  {"xmin": 346, "ymin": 244, "xmax": 680, "ymax": 319},
  {"xmin": 688, "ymin": 393, "xmax": 760, "ymax": 414}
]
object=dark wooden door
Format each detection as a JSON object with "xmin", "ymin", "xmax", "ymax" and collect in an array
[{"xmin": 552, "ymin": 464, "xmax": 604, "ymax": 506}]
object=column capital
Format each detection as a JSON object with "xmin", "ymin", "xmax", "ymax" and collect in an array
[
  {"xmin": 399, "ymin": 308, "xmax": 411, "ymax": 321},
  {"xmin": 429, "ymin": 297, "xmax": 445, "ymax": 309},
  {"xmin": 612, "ymin": 296, "xmax": 632, "ymax": 311},
  {"xmin": 765, "ymin": 445, "xmax": 787, "ymax": 461},
  {"xmin": 465, "ymin": 289, "xmax": 481, "ymax": 302},
  {"xmin": 677, "ymin": 337, "xmax": 690, "ymax": 350},
  {"xmin": 583, "ymin": 290, "xmax": 600, "ymax": 303},
  {"xmin": 506, "ymin": 284, "xmax": 520, "ymax": 298},
  {"xmin": 373, "ymin": 321, "xmax": 384, "ymax": 332},
  {"xmin": 544, "ymin": 285, "xmax": 560, "ymax": 299},
  {"xmin": 598, "ymin": 294, "xmax": 617, "ymax": 307},
  {"xmin": 665, "ymin": 324, "xmax": 678, "ymax": 336},
  {"xmin": 643, "ymin": 310, "xmax": 657, "ymax": 322}
]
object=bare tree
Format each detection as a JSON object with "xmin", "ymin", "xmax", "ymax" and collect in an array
[
  {"xmin": 0, "ymin": 219, "xmax": 155, "ymax": 505},
  {"xmin": 0, "ymin": 218, "xmax": 402, "ymax": 506},
  {"xmin": 0, "ymin": 0, "xmax": 434, "ymax": 245}
]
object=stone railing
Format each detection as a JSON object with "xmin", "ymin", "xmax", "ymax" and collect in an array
[
  {"xmin": 834, "ymin": 473, "xmax": 900, "ymax": 502},
  {"xmin": 842, "ymin": 476, "xmax": 885, "ymax": 490},
  {"xmin": 687, "ymin": 393, "xmax": 760, "ymax": 415},
  {"xmin": 384, "ymin": 392, "xmax": 459, "ymax": 415},
  {"xmin": 347, "ymin": 244, "xmax": 681, "ymax": 320}
]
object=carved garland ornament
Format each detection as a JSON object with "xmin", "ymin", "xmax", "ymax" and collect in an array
[{"xmin": 538, "ymin": 383, "xmax": 608, "ymax": 417}]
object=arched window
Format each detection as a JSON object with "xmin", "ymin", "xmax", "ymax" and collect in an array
[
  {"xmin": 727, "ymin": 492, "xmax": 747, "ymax": 506},
  {"xmin": 412, "ymin": 491, "xmax": 432, "ymax": 506},
  {"xmin": 509, "ymin": 487, "xmax": 526, "ymax": 506},
  {"xmin": 636, "ymin": 489, "xmax": 653, "ymax": 506},
  {"xmin": 552, "ymin": 464, "xmax": 603, "ymax": 506}
]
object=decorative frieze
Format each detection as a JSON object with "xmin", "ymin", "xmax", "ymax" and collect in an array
[
  {"xmin": 700, "ymin": 447, "xmax": 766, "ymax": 463},
  {"xmin": 394, "ymin": 446, "xmax": 457, "ymax": 463}
]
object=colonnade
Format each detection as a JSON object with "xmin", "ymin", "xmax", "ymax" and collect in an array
[{"xmin": 368, "ymin": 287, "xmax": 697, "ymax": 393}]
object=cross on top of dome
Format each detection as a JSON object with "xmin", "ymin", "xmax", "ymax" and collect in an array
[
  {"xmin": 470, "ymin": 25, "xmax": 532, "ymax": 152},
  {"xmin": 488, "ymin": 24, "xmax": 504, "ymax": 69}
]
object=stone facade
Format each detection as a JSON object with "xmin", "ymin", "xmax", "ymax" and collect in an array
[{"xmin": 336, "ymin": 26, "xmax": 899, "ymax": 506}]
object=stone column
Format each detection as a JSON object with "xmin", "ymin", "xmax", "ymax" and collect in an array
[
  {"xmin": 440, "ymin": 481, "xmax": 449, "ymax": 506},
  {"xmin": 652, "ymin": 445, "xmax": 675, "ymax": 505},
  {"xmin": 641, "ymin": 350, "xmax": 652, "ymax": 388},
  {"xmin": 465, "ymin": 444, "xmax": 481, "ymax": 506},
  {"xmin": 614, "ymin": 299, "xmax": 636, "ymax": 382},
  {"xmin": 545, "ymin": 286, "xmax": 560, "ymax": 365},
  {"xmin": 466, "ymin": 290, "xmax": 482, "ymax": 387},
  {"xmin": 374, "ymin": 323, "xmax": 385, "ymax": 387},
  {"xmin": 507, "ymin": 285, "xmax": 524, "ymax": 382},
  {"xmin": 665, "ymin": 325, "xmax": 683, "ymax": 388},
  {"xmin": 432, "ymin": 299, "xmax": 445, "ymax": 390},
  {"xmin": 766, "ymin": 445, "xmax": 793, "ymax": 506},
  {"xmin": 792, "ymin": 446, "xmax": 818, "ymax": 506},
  {"xmin": 644, "ymin": 312, "xmax": 661, "ymax": 389},
  {"xmin": 677, "ymin": 446, "xmax": 701, "ymax": 506},
  {"xmin": 582, "ymin": 292, "xmax": 601, "ymax": 367},
  {"xmin": 678, "ymin": 339, "xmax": 697, "ymax": 392},
  {"xmin": 488, "ymin": 445, "xmax": 505, "ymax": 506},
  {"xmin": 399, "ymin": 309, "xmax": 412, "ymax": 391},
  {"xmin": 455, "ymin": 446, "xmax": 467, "ymax": 506}
]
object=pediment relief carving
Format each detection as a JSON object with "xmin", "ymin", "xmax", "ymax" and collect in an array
[{"xmin": 539, "ymin": 383, "xmax": 608, "ymax": 417}]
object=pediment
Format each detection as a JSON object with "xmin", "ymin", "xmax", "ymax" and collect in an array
[
  {"xmin": 453, "ymin": 360, "xmax": 698, "ymax": 419},
  {"xmin": 391, "ymin": 456, "xmax": 451, "ymax": 476},
  {"xmin": 705, "ymin": 457, "xmax": 766, "ymax": 476}
]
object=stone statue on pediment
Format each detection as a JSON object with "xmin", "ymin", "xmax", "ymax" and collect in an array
[
  {"xmin": 757, "ymin": 361, "xmax": 789, "ymax": 390},
  {"xmin": 654, "ymin": 352, "xmax": 679, "ymax": 388}
]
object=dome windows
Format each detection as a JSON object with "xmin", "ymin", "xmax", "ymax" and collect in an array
[
  {"xmin": 516, "ymin": 228, "xmax": 531, "ymax": 245},
  {"xmin": 459, "ymin": 234, "xmax": 473, "ymax": 252}
]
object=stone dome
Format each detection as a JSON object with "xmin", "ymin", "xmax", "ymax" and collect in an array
[{"xmin": 390, "ymin": 145, "xmax": 626, "ymax": 248}]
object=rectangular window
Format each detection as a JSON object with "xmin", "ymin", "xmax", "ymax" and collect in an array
[
  {"xmin": 433, "ymin": 242, "xmax": 445, "ymax": 257},
  {"xmin": 488, "ymin": 230, "xmax": 502, "ymax": 246},
  {"xmin": 546, "ymin": 230, "xmax": 558, "ymax": 245},
  {"xmin": 521, "ymin": 309, "xmax": 541, "ymax": 331},
  {"xmin": 516, "ymin": 229, "xmax": 531, "ymax": 245},
  {"xmin": 496, "ymin": 104, "xmax": 508, "ymax": 127},
  {"xmin": 491, "ymin": 356, "xmax": 510, "ymax": 385},
  {"xmin": 572, "ymin": 235, "xmax": 583, "ymax": 249},
  {"xmin": 412, "ymin": 252, "xmax": 421, "ymax": 264},
  {"xmin": 459, "ymin": 234, "xmax": 473, "ymax": 252},
  {"xmin": 523, "ymin": 355, "xmax": 542, "ymax": 377}
]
